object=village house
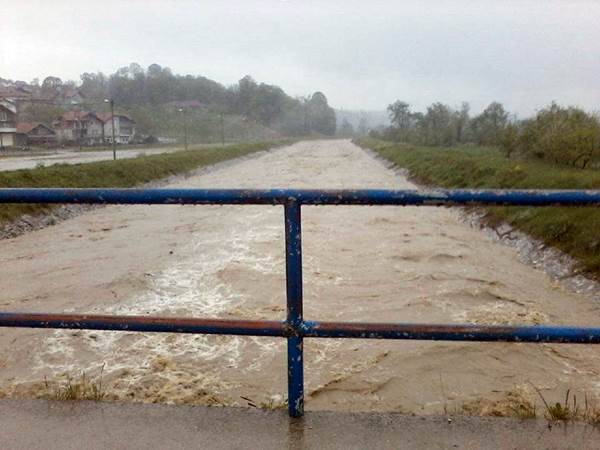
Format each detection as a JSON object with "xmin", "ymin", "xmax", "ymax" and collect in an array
[
  {"xmin": 0, "ymin": 100, "xmax": 17, "ymax": 148},
  {"xmin": 0, "ymin": 83, "xmax": 86, "ymax": 111},
  {"xmin": 53, "ymin": 111, "xmax": 104, "ymax": 145},
  {"xmin": 60, "ymin": 88, "xmax": 85, "ymax": 105},
  {"xmin": 1, "ymin": 82, "xmax": 137, "ymax": 147},
  {"xmin": 16, "ymin": 122, "xmax": 56, "ymax": 147},
  {"xmin": 26, "ymin": 87, "xmax": 86, "ymax": 108},
  {"xmin": 0, "ymin": 85, "xmax": 32, "ymax": 103},
  {"xmin": 97, "ymin": 112, "xmax": 137, "ymax": 144}
]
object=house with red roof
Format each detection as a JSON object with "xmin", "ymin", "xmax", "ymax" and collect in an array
[
  {"xmin": 60, "ymin": 88, "xmax": 85, "ymax": 105},
  {"xmin": 96, "ymin": 112, "xmax": 137, "ymax": 144},
  {"xmin": 16, "ymin": 122, "xmax": 56, "ymax": 147},
  {"xmin": 53, "ymin": 111, "xmax": 104, "ymax": 145},
  {"xmin": 0, "ymin": 86, "xmax": 32, "ymax": 103}
]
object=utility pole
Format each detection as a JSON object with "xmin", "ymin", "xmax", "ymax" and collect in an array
[
  {"xmin": 77, "ymin": 117, "xmax": 82, "ymax": 151},
  {"xmin": 104, "ymin": 98, "xmax": 117, "ymax": 160},
  {"xmin": 110, "ymin": 100, "xmax": 116, "ymax": 160},
  {"xmin": 220, "ymin": 113, "xmax": 225, "ymax": 146},
  {"xmin": 179, "ymin": 108, "xmax": 188, "ymax": 150}
]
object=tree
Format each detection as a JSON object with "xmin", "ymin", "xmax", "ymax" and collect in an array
[
  {"xmin": 339, "ymin": 118, "xmax": 355, "ymax": 136},
  {"xmin": 250, "ymin": 83, "xmax": 287, "ymax": 125},
  {"xmin": 470, "ymin": 102, "xmax": 509, "ymax": 145},
  {"xmin": 307, "ymin": 92, "xmax": 336, "ymax": 135},
  {"xmin": 499, "ymin": 122, "xmax": 519, "ymax": 158},
  {"xmin": 421, "ymin": 102, "xmax": 456, "ymax": 146},
  {"xmin": 235, "ymin": 75, "xmax": 258, "ymax": 118},
  {"xmin": 41, "ymin": 76, "xmax": 62, "ymax": 92},
  {"xmin": 80, "ymin": 72, "xmax": 108, "ymax": 99},
  {"xmin": 278, "ymin": 100, "xmax": 306, "ymax": 136},
  {"xmin": 387, "ymin": 101, "xmax": 419, "ymax": 142},
  {"xmin": 520, "ymin": 103, "xmax": 600, "ymax": 168},
  {"xmin": 388, "ymin": 101, "xmax": 411, "ymax": 128},
  {"xmin": 455, "ymin": 102, "xmax": 470, "ymax": 143},
  {"xmin": 147, "ymin": 63, "xmax": 163, "ymax": 78}
]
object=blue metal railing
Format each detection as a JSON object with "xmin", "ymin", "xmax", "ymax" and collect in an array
[{"xmin": 0, "ymin": 188, "xmax": 599, "ymax": 417}]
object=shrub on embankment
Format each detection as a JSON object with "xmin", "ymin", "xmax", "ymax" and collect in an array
[
  {"xmin": 0, "ymin": 140, "xmax": 290, "ymax": 226},
  {"xmin": 380, "ymin": 100, "xmax": 600, "ymax": 169},
  {"xmin": 356, "ymin": 137, "xmax": 600, "ymax": 278}
]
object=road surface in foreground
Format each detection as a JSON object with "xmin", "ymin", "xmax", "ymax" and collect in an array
[
  {"xmin": 0, "ymin": 139, "xmax": 598, "ymax": 415},
  {"xmin": 2, "ymin": 399, "xmax": 598, "ymax": 450}
]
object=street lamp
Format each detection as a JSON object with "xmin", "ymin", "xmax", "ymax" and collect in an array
[
  {"xmin": 104, "ymin": 98, "xmax": 117, "ymax": 160},
  {"xmin": 178, "ymin": 108, "xmax": 188, "ymax": 150}
]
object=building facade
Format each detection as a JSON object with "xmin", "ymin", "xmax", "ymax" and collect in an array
[
  {"xmin": 54, "ymin": 111, "xmax": 104, "ymax": 145},
  {"xmin": 97, "ymin": 113, "xmax": 137, "ymax": 144},
  {"xmin": 16, "ymin": 122, "xmax": 57, "ymax": 146},
  {"xmin": 0, "ymin": 100, "xmax": 17, "ymax": 148}
]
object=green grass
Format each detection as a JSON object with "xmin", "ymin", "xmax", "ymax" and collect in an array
[
  {"xmin": 0, "ymin": 140, "xmax": 291, "ymax": 226},
  {"xmin": 45, "ymin": 371, "xmax": 105, "ymax": 401},
  {"xmin": 357, "ymin": 137, "xmax": 600, "ymax": 278}
]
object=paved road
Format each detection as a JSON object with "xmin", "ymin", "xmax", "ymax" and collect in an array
[
  {"xmin": 0, "ymin": 145, "xmax": 196, "ymax": 171},
  {"xmin": 1, "ymin": 399, "xmax": 598, "ymax": 449}
]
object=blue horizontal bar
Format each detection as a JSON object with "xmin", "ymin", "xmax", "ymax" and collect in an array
[
  {"xmin": 0, "ymin": 188, "xmax": 598, "ymax": 206},
  {"xmin": 302, "ymin": 321, "xmax": 600, "ymax": 343}
]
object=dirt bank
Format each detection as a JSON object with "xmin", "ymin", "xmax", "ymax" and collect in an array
[{"xmin": 0, "ymin": 139, "xmax": 599, "ymax": 415}]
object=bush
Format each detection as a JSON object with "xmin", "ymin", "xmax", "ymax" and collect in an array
[{"xmin": 503, "ymin": 103, "xmax": 600, "ymax": 169}]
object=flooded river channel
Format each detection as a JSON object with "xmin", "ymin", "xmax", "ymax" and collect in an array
[{"xmin": 0, "ymin": 140, "xmax": 598, "ymax": 414}]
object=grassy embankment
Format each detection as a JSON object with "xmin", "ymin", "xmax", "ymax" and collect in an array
[
  {"xmin": 357, "ymin": 137, "xmax": 600, "ymax": 278},
  {"xmin": 0, "ymin": 140, "xmax": 291, "ymax": 226}
]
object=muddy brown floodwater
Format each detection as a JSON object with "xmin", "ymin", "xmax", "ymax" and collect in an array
[{"xmin": 0, "ymin": 139, "xmax": 599, "ymax": 414}]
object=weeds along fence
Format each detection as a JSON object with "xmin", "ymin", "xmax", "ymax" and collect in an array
[{"xmin": 0, "ymin": 187, "xmax": 599, "ymax": 417}]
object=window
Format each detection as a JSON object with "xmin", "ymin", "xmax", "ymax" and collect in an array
[{"xmin": 0, "ymin": 112, "xmax": 7, "ymax": 122}]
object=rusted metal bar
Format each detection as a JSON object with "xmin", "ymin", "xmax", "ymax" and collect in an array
[
  {"xmin": 0, "ymin": 188, "xmax": 598, "ymax": 206},
  {"xmin": 2, "ymin": 312, "xmax": 600, "ymax": 344},
  {"xmin": 0, "ymin": 313, "xmax": 287, "ymax": 336}
]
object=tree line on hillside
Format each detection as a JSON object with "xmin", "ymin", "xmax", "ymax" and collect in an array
[
  {"xmin": 12, "ymin": 63, "xmax": 337, "ymax": 140},
  {"xmin": 80, "ymin": 64, "xmax": 336, "ymax": 136},
  {"xmin": 375, "ymin": 100, "xmax": 600, "ymax": 169}
]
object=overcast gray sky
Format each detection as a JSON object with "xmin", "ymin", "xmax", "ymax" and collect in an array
[{"xmin": 2, "ymin": 0, "xmax": 600, "ymax": 116}]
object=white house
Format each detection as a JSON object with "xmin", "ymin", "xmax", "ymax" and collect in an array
[
  {"xmin": 53, "ymin": 111, "xmax": 104, "ymax": 145},
  {"xmin": 0, "ymin": 100, "xmax": 17, "ymax": 148},
  {"xmin": 97, "ymin": 113, "xmax": 136, "ymax": 144}
]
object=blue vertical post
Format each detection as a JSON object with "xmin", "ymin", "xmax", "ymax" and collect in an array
[{"xmin": 284, "ymin": 200, "xmax": 304, "ymax": 417}]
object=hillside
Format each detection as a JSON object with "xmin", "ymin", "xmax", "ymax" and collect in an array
[{"xmin": 3, "ymin": 65, "xmax": 338, "ymax": 143}]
